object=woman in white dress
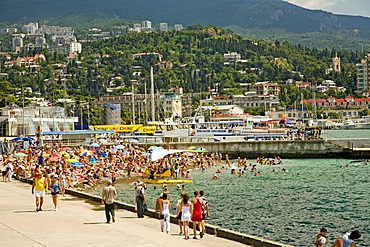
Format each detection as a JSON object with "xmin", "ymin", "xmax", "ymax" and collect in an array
[
  {"xmin": 180, "ymin": 193, "xmax": 193, "ymax": 240},
  {"xmin": 161, "ymin": 193, "xmax": 171, "ymax": 233}
]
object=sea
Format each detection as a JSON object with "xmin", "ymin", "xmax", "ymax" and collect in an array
[{"xmin": 88, "ymin": 129, "xmax": 370, "ymax": 246}]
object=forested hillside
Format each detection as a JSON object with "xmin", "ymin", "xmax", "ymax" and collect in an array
[
  {"xmin": 0, "ymin": 26, "xmax": 362, "ymax": 106},
  {"xmin": 2, "ymin": 0, "xmax": 370, "ymax": 50}
]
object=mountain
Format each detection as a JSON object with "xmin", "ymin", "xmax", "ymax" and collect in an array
[{"xmin": 1, "ymin": 0, "xmax": 370, "ymax": 49}]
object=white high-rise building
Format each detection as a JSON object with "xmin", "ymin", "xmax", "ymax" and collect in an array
[
  {"xmin": 23, "ymin": 22, "xmax": 39, "ymax": 35},
  {"xmin": 133, "ymin": 23, "xmax": 141, "ymax": 32},
  {"xmin": 159, "ymin": 22, "xmax": 168, "ymax": 32},
  {"xmin": 69, "ymin": 42, "xmax": 82, "ymax": 54},
  {"xmin": 12, "ymin": 36, "xmax": 23, "ymax": 51},
  {"xmin": 142, "ymin": 20, "xmax": 152, "ymax": 31},
  {"xmin": 174, "ymin": 24, "xmax": 183, "ymax": 31},
  {"xmin": 356, "ymin": 53, "xmax": 370, "ymax": 92}
]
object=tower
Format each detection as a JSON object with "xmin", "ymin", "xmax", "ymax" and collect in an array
[{"xmin": 332, "ymin": 53, "xmax": 341, "ymax": 72}]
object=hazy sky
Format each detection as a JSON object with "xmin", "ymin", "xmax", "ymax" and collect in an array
[{"xmin": 286, "ymin": 0, "xmax": 370, "ymax": 17}]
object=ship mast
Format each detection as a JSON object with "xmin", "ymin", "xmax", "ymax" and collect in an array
[
  {"xmin": 311, "ymin": 82, "xmax": 317, "ymax": 122},
  {"xmin": 150, "ymin": 66, "xmax": 155, "ymax": 122}
]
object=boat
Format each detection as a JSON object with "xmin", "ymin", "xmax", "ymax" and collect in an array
[
  {"xmin": 144, "ymin": 179, "xmax": 193, "ymax": 184},
  {"xmin": 153, "ymin": 170, "xmax": 171, "ymax": 177},
  {"xmin": 354, "ymin": 116, "xmax": 370, "ymax": 129},
  {"xmin": 340, "ymin": 119, "xmax": 356, "ymax": 129}
]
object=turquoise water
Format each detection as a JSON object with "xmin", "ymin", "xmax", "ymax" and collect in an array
[
  {"xmin": 90, "ymin": 158, "xmax": 369, "ymax": 246},
  {"xmin": 323, "ymin": 129, "xmax": 370, "ymax": 139}
]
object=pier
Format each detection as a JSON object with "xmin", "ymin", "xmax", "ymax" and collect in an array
[{"xmin": 142, "ymin": 138, "xmax": 370, "ymax": 159}]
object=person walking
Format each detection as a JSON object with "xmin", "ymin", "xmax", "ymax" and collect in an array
[
  {"xmin": 50, "ymin": 174, "xmax": 61, "ymax": 211},
  {"xmin": 101, "ymin": 180, "xmax": 117, "ymax": 223},
  {"xmin": 7, "ymin": 161, "xmax": 13, "ymax": 182},
  {"xmin": 2, "ymin": 163, "xmax": 8, "ymax": 183},
  {"xmin": 176, "ymin": 193, "xmax": 184, "ymax": 235},
  {"xmin": 331, "ymin": 230, "xmax": 361, "ymax": 247},
  {"xmin": 191, "ymin": 191, "xmax": 206, "ymax": 239},
  {"xmin": 180, "ymin": 193, "xmax": 193, "ymax": 240},
  {"xmin": 160, "ymin": 193, "xmax": 171, "ymax": 234},
  {"xmin": 31, "ymin": 171, "xmax": 48, "ymax": 212},
  {"xmin": 199, "ymin": 190, "xmax": 209, "ymax": 238},
  {"xmin": 314, "ymin": 228, "xmax": 327, "ymax": 247},
  {"xmin": 135, "ymin": 181, "xmax": 146, "ymax": 218}
]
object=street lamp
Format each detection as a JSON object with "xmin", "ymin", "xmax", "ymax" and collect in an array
[{"xmin": 131, "ymin": 80, "xmax": 138, "ymax": 124}]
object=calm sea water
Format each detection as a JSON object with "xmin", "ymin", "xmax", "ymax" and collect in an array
[
  {"xmin": 323, "ymin": 129, "xmax": 370, "ymax": 139},
  {"xmin": 90, "ymin": 158, "xmax": 369, "ymax": 246}
]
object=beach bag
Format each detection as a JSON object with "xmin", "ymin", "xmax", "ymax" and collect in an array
[{"xmin": 142, "ymin": 202, "xmax": 148, "ymax": 212}]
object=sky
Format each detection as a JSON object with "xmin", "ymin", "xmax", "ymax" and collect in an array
[{"xmin": 286, "ymin": 0, "xmax": 370, "ymax": 17}]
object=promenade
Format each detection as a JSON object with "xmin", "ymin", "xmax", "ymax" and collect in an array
[{"xmin": 0, "ymin": 180, "xmax": 247, "ymax": 247}]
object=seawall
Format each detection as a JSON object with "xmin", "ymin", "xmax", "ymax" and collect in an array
[
  {"xmin": 144, "ymin": 140, "xmax": 349, "ymax": 159},
  {"xmin": 142, "ymin": 139, "xmax": 370, "ymax": 159}
]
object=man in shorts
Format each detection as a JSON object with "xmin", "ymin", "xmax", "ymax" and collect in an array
[{"xmin": 31, "ymin": 171, "xmax": 48, "ymax": 212}]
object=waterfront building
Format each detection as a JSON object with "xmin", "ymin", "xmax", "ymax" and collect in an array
[
  {"xmin": 302, "ymin": 96, "xmax": 370, "ymax": 110},
  {"xmin": 200, "ymin": 81, "xmax": 280, "ymax": 110},
  {"xmin": 97, "ymin": 91, "xmax": 182, "ymax": 123},
  {"xmin": 0, "ymin": 99, "xmax": 78, "ymax": 136}
]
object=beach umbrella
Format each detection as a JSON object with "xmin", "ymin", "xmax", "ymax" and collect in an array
[
  {"xmin": 186, "ymin": 146, "xmax": 197, "ymax": 150},
  {"xmin": 89, "ymin": 143, "xmax": 100, "ymax": 147},
  {"xmin": 88, "ymin": 156, "xmax": 98, "ymax": 164},
  {"xmin": 128, "ymin": 139, "xmax": 139, "ymax": 143},
  {"xmin": 99, "ymin": 151, "xmax": 107, "ymax": 158},
  {"xmin": 61, "ymin": 147, "xmax": 72, "ymax": 151},
  {"xmin": 13, "ymin": 152, "xmax": 27, "ymax": 158},
  {"xmin": 50, "ymin": 152, "xmax": 62, "ymax": 161},
  {"xmin": 66, "ymin": 158, "xmax": 79, "ymax": 163},
  {"xmin": 70, "ymin": 162, "xmax": 84, "ymax": 168},
  {"xmin": 11, "ymin": 136, "xmax": 35, "ymax": 143},
  {"xmin": 183, "ymin": 151, "xmax": 195, "ymax": 156},
  {"xmin": 115, "ymin": 144, "xmax": 125, "ymax": 150},
  {"xmin": 147, "ymin": 145, "xmax": 158, "ymax": 151},
  {"xmin": 80, "ymin": 150, "xmax": 93, "ymax": 156},
  {"xmin": 141, "ymin": 152, "xmax": 151, "ymax": 157},
  {"xmin": 59, "ymin": 151, "xmax": 70, "ymax": 157},
  {"xmin": 99, "ymin": 139, "xmax": 108, "ymax": 144},
  {"xmin": 195, "ymin": 147, "xmax": 208, "ymax": 153}
]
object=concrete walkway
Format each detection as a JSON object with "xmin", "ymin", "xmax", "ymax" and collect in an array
[{"xmin": 0, "ymin": 180, "xmax": 247, "ymax": 247}]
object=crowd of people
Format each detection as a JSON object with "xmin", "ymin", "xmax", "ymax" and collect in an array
[{"xmin": 0, "ymin": 139, "xmax": 363, "ymax": 245}]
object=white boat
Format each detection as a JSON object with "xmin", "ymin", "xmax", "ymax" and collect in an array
[
  {"xmin": 340, "ymin": 119, "xmax": 356, "ymax": 129},
  {"xmin": 354, "ymin": 116, "xmax": 370, "ymax": 129}
]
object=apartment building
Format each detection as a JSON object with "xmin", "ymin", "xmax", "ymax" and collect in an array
[{"xmin": 356, "ymin": 53, "xmax": 370, "ymax": 92}]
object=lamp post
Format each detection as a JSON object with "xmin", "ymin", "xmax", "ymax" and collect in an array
[
  {"xmin": 22, "ymin": 85, "xmax": 25, "ymax": 136},
  {"xmin": 131, "ymin": 80, "xmax": 138, "ymax": 125}
]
